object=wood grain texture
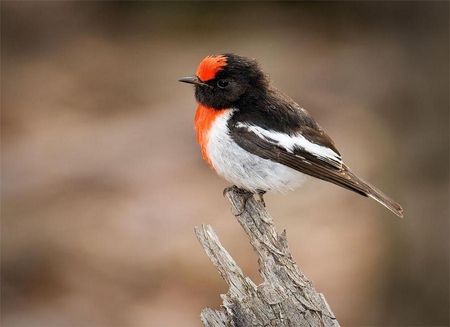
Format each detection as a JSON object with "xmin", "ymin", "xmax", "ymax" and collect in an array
[{"xmin": 195, "ymin": 187, "xmax": 340, "ymax": 327}]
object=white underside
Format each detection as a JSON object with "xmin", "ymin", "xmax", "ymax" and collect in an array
[{"xmin": 206, "ymin": 109, "xmax": 309, "ymax": 193}]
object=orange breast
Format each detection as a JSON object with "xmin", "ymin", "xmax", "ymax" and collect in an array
[{"xmin": 194, "ymin": 104, "xmax": 226, "ymax": 168}]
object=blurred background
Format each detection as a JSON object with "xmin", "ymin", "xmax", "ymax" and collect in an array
[{"xmin": 2, "ymin": 2, "xmax": 448, "ymax": 326}]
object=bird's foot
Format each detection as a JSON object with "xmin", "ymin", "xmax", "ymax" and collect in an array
[
  {"xmin": 223, "ymin": 186, "xmax": 254, "ymax": 202},
  {"xmin": 256, "ymin": 189, "xmax": 266, "ymax": 207},
  {"xmin": 223, "ymin": 186, "xmax": 255, "ymax": 214},
  {"xmin": 223, "ymin": 186, "xmax": 267, "ymax": 211}
]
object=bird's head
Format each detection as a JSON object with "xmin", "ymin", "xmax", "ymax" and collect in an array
[{"xmin": 178, "ymin": 54, "xmax": 268, "ymax": 109}]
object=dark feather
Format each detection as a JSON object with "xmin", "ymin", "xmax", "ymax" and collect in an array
[{"xmin": 229, "ymin": 125, "xmax": 403, "ymax": 218}]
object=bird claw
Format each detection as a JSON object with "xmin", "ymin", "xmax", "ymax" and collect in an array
[
  {"xmin": 223, "ymin": 186, "xmax": 267, "ymax": 211},
  {"xmin": 256, "ymin": 189, "xmax": 266, "ymax": 207},
  {"xmin": 223, "ymin": 185, "xmax": 237, "ymax": 197},
  {"xmin": 223, "ymin": 185, "xmax": 253, "ymax": 200},
  {"xmin": 223, "ymin": 186, "xmax": 255, "ymax": 214}
]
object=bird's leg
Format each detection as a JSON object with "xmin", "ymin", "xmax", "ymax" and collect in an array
[
  {"xmin": 222, "ymin": 185, "xmax": 237, "ymax": 197},
  {"xmin": 223, "ymin": 186, "xmax": 254, "ymax": 214},
  {"xmin": 223, "ymin": 186, "xmax": 254, "ymax": 203},
  {"xmin": 256, "ymin": 189, "xmax": 266, "ymax": 207}
]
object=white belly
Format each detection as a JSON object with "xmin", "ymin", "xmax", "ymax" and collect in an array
[{"xmin": 206, "ymin": 109, "xmax": 309, "ymax": 193}]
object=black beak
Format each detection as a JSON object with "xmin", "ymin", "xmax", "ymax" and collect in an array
[{"xmin": 178, "ymin": 75, "xmax": 210, "ymax": 87}]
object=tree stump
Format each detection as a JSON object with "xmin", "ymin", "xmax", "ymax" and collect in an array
[{"xmin": 194, "ymin": 187, "xmax": 340, "ymax": 327}]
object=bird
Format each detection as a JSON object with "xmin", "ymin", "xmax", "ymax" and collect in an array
[{"xmin": 178, "ymin": 53, "xmax": 403, "ymax": 217}]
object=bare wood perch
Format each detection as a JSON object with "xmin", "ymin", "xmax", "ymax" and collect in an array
[{"xmin": 194, "ymin": 187, "xmax": 340, "ymax": 327}]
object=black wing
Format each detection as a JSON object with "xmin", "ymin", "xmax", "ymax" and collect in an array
[{"xmin": 229, "ymin": 122, "xmax": 403, "ymax": 217}]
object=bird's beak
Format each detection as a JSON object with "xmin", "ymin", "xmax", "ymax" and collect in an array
[{"xmin": 178, "ymin": 75, "xmax": 210, "ymax": 87}]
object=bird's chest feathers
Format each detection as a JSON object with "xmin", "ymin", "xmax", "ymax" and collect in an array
[{"xmin": 194, "ymin": 104, "xmax": 229, "ymax": 167}]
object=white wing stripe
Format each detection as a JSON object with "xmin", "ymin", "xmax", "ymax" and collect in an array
[{"xmin": 235, "ymin": 122, "xmax": 342, "ymax": 165}]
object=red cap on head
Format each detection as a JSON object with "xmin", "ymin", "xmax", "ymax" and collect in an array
[{"xmin": 196, "ymin": 55, "xmax": 227, "ymax": 82}]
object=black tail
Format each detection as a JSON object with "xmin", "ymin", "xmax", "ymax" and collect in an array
[{"xmin": 343, "ymin": 167, "xmax": 403, "ymax": 218}]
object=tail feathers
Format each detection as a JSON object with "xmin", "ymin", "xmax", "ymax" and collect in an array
[
  {"xmin": 365, "ymin": 184, "xmax": 403, "ymax": 218},
  {"xmin": 345, "ymin": 168, "xmax": 403, "ymax": 218}
]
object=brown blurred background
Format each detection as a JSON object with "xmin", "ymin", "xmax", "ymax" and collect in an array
[{"xmin": 2, "ymin": 2, "xmax": 448, "ymax": 326}]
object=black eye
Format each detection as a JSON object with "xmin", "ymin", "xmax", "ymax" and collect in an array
[{"xmin": 217, "ymin": 79, "xmax": 229, "ymax": 88}]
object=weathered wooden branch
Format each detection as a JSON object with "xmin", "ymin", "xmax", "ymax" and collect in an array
[{"xmin": 194, "ymin": 187, "xmax": 340, "ymax": 327}]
